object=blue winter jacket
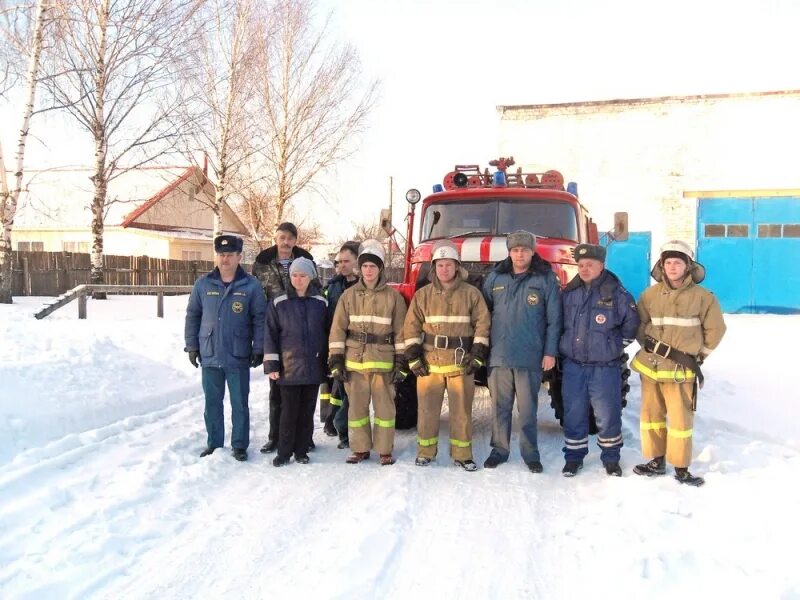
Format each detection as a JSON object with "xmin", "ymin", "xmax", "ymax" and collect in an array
[
  {"xmin": 482, "ymin": 255, "xmax": 562, "ymax": 369},
  {"xmin": 264, "ymin": 284, "xmax": 329, "ymax": 385},
  {"xmin": 559, "ymin": 269, "xmax": 640, "ymax": 365},
  {"xmin": 184, "ymin": 266, "xmax": 268, "ymax": 368}
]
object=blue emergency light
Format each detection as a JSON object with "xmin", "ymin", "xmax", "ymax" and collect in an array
[
  {"xmin": 567, "ymin": 181, "xmax": 578, "ymax": 196},
  {"xmin": 493, "ymin": 171, "xmax": 506, "ymax": 186},
  {"xmin": 432, "ymin": 183, "xmax": 444, "ymax": 193}
]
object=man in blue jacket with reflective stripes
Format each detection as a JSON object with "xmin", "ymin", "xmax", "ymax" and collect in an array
[
  {"xmin": 481, "ymin": 231, "xmax": 562, "ymax": 473},
  {"xmin": 184, "ymin": 235, "xmax": 267, "ymax": 461},
  {"xmin": 558, "ymin": 243, "xmax": 639, "ymax": 477}
]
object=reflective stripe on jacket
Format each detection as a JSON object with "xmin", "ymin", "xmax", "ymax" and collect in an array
[
  {"xmin": 329, "ymin": 273, "xmax": 407, "ymax": 373},
  {"xmin": 184, "ymin": 266, "xmax": 267, "ymax": 368},
  {"xmin": 631, "ymin": 276, "xmax": 726, "ymax": 382},
  {"xmin": 403, "ymin": 267, "xmax": 491, "ymax": 374}
]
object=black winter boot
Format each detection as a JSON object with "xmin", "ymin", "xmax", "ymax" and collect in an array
[
  {"xmin": 454, "ymin": 459, "xmax": 478, "ymax": 472},
  {"xmin": 415, "ymin": 457, "xmax": 432, "ymax": 466},
  {"xmin": 260, "ymin": 440, "xmax": 277, "ymax": 454},
  {"xmin": 633, "ymin": 456, "xmax": 666, "ymax": 476},
  {"xmin": 562, "ymin": 461, "xmax": 583, "ymax": 477},
  {"xmin": 674, "ymin": 467, "xmax": 705, "ymax": 487},
  {"xmin": 199, "ymin": 447, "xmax": 216, "ymax": 457},
  {"xmin": 232, "ymin": 448, "xmax": 247, "ymax": 462},
  {"xmin": 604, "ymin": 462, "xmax": 623, "ymax": 477}
]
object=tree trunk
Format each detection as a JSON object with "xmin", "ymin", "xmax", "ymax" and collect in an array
[
  {"xmin": 213, "ymin": 183, "xmax": 224, "ymax": 239},
  {"xmin": 0, "ymin": 0, "xmax": 48, "ymax": 304},
  {"xmin": 90, "ymin": 0, "xmax": 110, "ymax": 300}
]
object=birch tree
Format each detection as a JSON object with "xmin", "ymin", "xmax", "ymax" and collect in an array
[
  {"xmin": 255, "ymin": 0, "xmax": 378, "ymax": 229},
  {"xmin": 0, "ymin": 0, "xmax": 49, "ymax": 304},
  {"xmin": 179, "ymin": 0, "xmax": 263, "ymax": 239},
  {"xmin": 41, "ymin": 0, "xmax": 199, "ymax": 291}
]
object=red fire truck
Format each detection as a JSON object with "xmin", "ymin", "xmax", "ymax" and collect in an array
[{"xmin": 388, "ymin": 156, "xmax": 629, "ymax": 429}]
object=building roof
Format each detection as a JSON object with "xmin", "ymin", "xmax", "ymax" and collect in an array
[{"xmin": 13, "ymin": 165, "xmax": 246, "ymax": 235}]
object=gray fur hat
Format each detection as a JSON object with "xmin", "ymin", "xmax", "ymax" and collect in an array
[
  {"xmin": 574, "ymin": 243, "xmax": 606, "ymax": 262},
  {"xmin": 506, "ymin": 230, "xmax": 536, "ymax": 251}
]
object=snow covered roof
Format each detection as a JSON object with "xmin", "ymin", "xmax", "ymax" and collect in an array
[{"xmin": 13, "ymin": 165, "xmax": 209, "ymax": 228}]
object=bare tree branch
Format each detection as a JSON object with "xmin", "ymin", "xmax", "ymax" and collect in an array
[{"xmin": 254, "ymin": 0, "xmax": 379, "ymax": 229}]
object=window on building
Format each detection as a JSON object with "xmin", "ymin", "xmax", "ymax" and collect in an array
[
  {"xmin": 17, "ymin": 241, "xmax": 44, "ymax": 251},
  {"xmin": 757, "ymin": 224, "xmax": 782, "ymax": 238},
  {"xmin": 182, "ymin": 250, "xmax": 202, "ymax": 261},
  {"xmin": 704, "ymin": 224, "xmax": 726, "ymax": 237},
  {"xmin": 783, "ymin": 224, "xmax": 800, "ymax": 238},
  {"xmin": 62, "ymin": 241, "xmax": 89, "ymax": 253},
  {"xmin": 726, "ymin": 225, "xmax": 749, "ymax": 238}
]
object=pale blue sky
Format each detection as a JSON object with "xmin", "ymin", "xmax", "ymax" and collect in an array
[{"xmin": 3, "ymin": 0, "xmax": 798, "ymax": 241}]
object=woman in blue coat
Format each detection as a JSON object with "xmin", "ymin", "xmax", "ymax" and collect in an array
[{"xmin": 264, "ymin": 257, "xmax": 329, "ymax": 466}]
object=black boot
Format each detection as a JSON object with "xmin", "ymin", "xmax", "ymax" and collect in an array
[
  {"xmin": 273, "ymin": 455, "xmax": 291, "ymax": 467},
  {"xmin": 454, "ymin": 459, "xmax": 478, "ymax": 472},
  {"xmin": 527, "ymin": 461, "xmax": 544, "ymax": 474},
  {"xmin": 675, "ymin": 467, "xmax": 705, "ymax": 487},
  {"xmin": 415, "ymin": 457, "xmax": 432, "ymax": 467},
  {"xmin": 337, "ymin": 439, "xmax": 349, "ymax": 449},
  {"xmin": 199, "ymin": 447, "xmax": 216, "ymax": 457},
  {"xmin": 562, "ymin": 461, "xmax": 583, "ymax": 477},
  {"xmin": 483, "ymin": 454, "xmax": 503, "ymax": 469},
  {"xmin": 633, "ymin": 456, "xmax": 666, "ymax": 476},
  {"xmin": 604, "ymin": 462, "xmax": 623, "ymax": 477},
  {"xmin": 260, "ymin": 440, "xmax": 277, "ymax": 454},
  {"xmin": 323, "ymin": 422, "xmax": 338, "ymax": 437},
  {"xmin": 232, "ymin": 448, "xmax": 247, "ymax": 462}
]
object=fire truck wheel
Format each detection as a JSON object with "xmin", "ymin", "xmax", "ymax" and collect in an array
[{"xmin": 394, "ymin": 376, "xmax": 418, "ymax": 430}]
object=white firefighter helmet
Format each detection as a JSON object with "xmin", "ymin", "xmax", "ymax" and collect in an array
[
  {"xmin": 358, "ymin": 239, "xmax": 385, "ymax": 269},
  {"xmin": 430, "ymin": 240, "xmax": 460, "ymax": 263},
  {"xmin": 659, "ymin": 240, "xmax": 694, "ymax": 261}
]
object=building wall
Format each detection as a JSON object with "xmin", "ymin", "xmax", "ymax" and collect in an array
[
  {"xmin": 15, "ymin": 227, "xmax": 171, "ymax": 259},
  {"xmin": 497, "ymin": 91, "xmax": 800, "ymax": 254}
]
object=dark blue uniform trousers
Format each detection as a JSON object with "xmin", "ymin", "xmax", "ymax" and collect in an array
[
  {"xmin": 562, "ymin": 358, "xmax": 623, "ymax": 464},
  {"xmin": 202, "ymin": 366, "xmax": 250, "ymax": 450}
]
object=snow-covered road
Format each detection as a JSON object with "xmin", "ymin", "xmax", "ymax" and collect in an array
[{"xmin": 1, "ymin": 297, "xmax": 799, "ymax": 599}]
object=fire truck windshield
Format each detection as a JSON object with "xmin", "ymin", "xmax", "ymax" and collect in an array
[{"xmin": 421, "ymin": 198, "xmax": 579, "ymax": 242}]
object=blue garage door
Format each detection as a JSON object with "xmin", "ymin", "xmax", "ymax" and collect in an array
[
  {"xmin": 697, "ymin": 197, "xmax": 800, "ymax": 313},
  {"xmin": 606, "ymin": 231, "xmax": 651, "ymax": 302}
]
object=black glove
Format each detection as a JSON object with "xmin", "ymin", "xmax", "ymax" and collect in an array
[
  {"xmin": 328, "ymin": 355, "xmax": 348, "ymax": 382},
  {"xmin": 392, "ymin": 358, "xmax": 409, "ymax": 383},
  {"xmin": 463, "ymin": 353, "xmax": 485, "ymax": 376},
  {"xmin": 250, "ymin": 353, "xmax": 264, "ymax": 368},
  {"xmin": 188, "ymin": 351, "xmax": 200, "ymax": 368},
  {"xmin": 408, "ymin": 357, "xmax": 429, "ymax": 378},
  {"xmin": 464, "ymin": 343, "xmax": 489, "ymax": 375}
]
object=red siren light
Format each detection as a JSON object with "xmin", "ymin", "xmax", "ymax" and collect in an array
[{"xmin": 540, "ymin": 170, "xmax": 564, "ymax": 189}]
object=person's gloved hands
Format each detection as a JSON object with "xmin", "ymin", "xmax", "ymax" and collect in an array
[
  {"xmin": 408, "ymin": 357, "xmax": 429, "ymax": 378},
  {"xmin": 188, "ymin": 351, "xmax": 201, "ymax": 368},
  {"xmin": 328, "ymin": 355, "xmax": 348, "ymax": 382},
  {"xmin": 464, "ymin": 343, "xmax": 488, "ymax": 375},
  {"xmin": 463, "ymin": 353, "xmax": 484, "ymax": 375},
  {"xmin": 392, "ymin": 358, "xmax": 409, "ymax": 383},
  {"xmin": 250, "ymin": 353, "xmax": 264, "ymax": 368}
]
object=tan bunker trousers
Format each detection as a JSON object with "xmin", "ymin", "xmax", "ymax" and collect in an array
[
  {"xmin": 345, "ymin": 371, "xmax": 395, "ymax": 455},
  {"xmin": 416, "ymin": 373, "xmax": 474, "ymax": 461},
  {"xmin": 639, "ymin": 376, "xmax": 695, "ymax": 468}
]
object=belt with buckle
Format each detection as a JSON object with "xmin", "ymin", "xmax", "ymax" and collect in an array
[
  {"xmin": 423, "ymin": 332, "xmax": 473, "ymax": 350},
  {"xmin": 347, "ymin": 330, "xmax": 395, "ymax": 345}
]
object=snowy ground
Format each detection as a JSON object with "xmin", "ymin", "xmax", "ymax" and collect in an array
[{"xmin": 1, "ymin": 295, "xmax": 799, "ymax": 599}]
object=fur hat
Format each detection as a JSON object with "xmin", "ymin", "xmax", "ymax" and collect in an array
[
  {"xmin": 214, "ymin": 235, "xmax": 243, "ymax": 253},
  {"xmin": 574, "ymin": 243, "xmax": 606, "ymax": 262},
  {"xmin": 506, "ymin": 230, "xmax": 536, "ymax": 251}
]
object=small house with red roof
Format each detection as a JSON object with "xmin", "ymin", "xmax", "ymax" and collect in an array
[{"xmin": 12, "ymin": 165, "xmax": 247, "ymax": 261}]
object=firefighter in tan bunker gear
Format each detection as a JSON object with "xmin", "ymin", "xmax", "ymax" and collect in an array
[
  {"xmin": 403, "ymin": 240, "xmax": 491, "ymax": 471},
  {"xmin": 328, "ymin": 241, "xmax": 408, "ymax": 466},
  {"xmin": 631, "ymin": 240, "xmax": 726, "ymax": 486}
]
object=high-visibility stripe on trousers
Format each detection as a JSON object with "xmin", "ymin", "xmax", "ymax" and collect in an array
[
  {"xmin": 416, "ymin": 372, "xmax": 475, "ymax": 461},
  {"xmin": 344, "ymin": 371, "xmax": 395, "ymax": 455},
  {"xmin": 639, "ymin": 375, "xmax": 695, "ymax": 468}
]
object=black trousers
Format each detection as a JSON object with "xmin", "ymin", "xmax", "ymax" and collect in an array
[
  {"xmin": 267, "ymin": 384, "xmax": 282, "ymax": 441},
  {"xmin": 277, "ymin": 384, "xmax": 318, "ymax": 460}
]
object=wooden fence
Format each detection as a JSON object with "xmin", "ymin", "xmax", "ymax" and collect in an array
[
  {"xmin": 10, "ymin": 251, "xmax": 252, "ymax": 297},
  {"xmin": 10, "ymin": 251, "xmax": 405, "ymax": 297}
]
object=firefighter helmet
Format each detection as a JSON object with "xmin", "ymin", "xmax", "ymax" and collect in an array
[{"xmin": 430, "ymin": 240, "xmax": 460, "ymax": 264}]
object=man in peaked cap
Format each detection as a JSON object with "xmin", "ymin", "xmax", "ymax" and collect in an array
[
  {"xmin": 558, "ymin": 243, "xmax": 639, "ymax": 478},
  {"xmin": 184, "ymin": 235, "xmax": 267, "ymax": 461}
]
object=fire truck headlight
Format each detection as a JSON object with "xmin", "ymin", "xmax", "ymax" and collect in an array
[{"xmin": 406, "ymin": 189, "xmax": 421, "ymax": 205}]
